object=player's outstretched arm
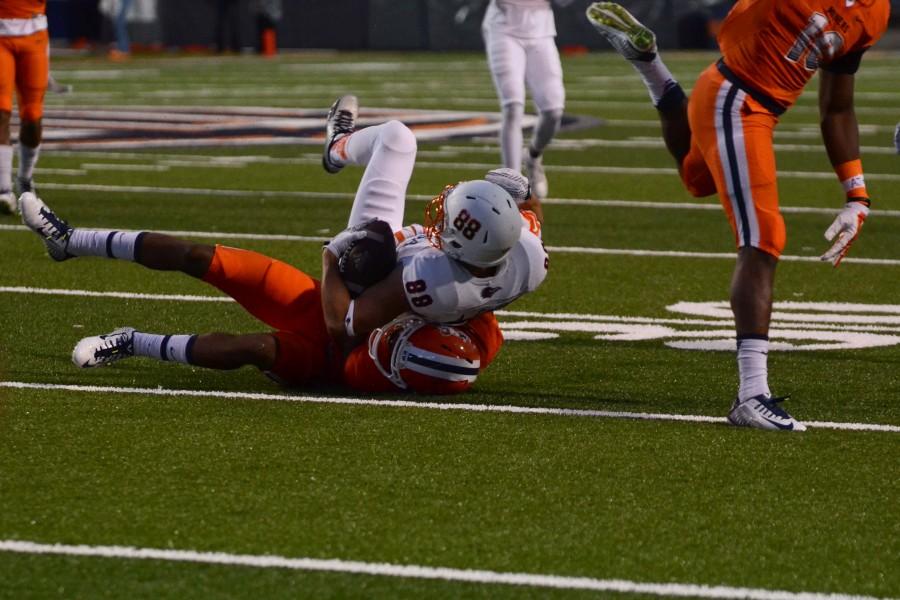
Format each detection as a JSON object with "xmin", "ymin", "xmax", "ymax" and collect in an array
[
  {"xmin": 818, "ymin": 69, "xmax": 870, "ymax": 267},
  {"xmin": 321, "ymin": 251, "xmax": 410, "ymax": 354}
]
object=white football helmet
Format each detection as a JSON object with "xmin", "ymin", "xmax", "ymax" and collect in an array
[{"xmin": 425, "ymin": 180, "xmax": 522, "ymax": 268}]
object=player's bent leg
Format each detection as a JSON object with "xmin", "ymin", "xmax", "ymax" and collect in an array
[
  {"xmin": 20, "ymin": 193, "xmax": 212, "ymax": 270},
  {"xmin": 586, "ymin": 2, "xmax": 688, "ymax": 162},
  {"xmin": 188, "ymin": 333, "xmax": 277, "ymax": 370},
  {"xmin": 322, "ymin": 94, "xmax": 358, "ymax": 174},
  {"xmin": 202, "ymin": 244, "xmax": 329, "ymax": 337},
  {"xmin": 137, "ymin": 233, "xmax": 214, "ymax": 277},
  {"xmin": 73, "ymin": 327, "xmax": 281, "ymax": 374},
  {"xmin": 342, "ymin": 343, "xmax": 403, "ymax": 394},
  {"xmin": 266, "ymin": 330, "xmax": 333, "ymax": 387},
  {"xmin": 679, "ymin": 139, "xmax": 716, "ymax": 197},
  {"xmin": 344, "ymin": 119, "xmax": 417, "ymax": 232}
]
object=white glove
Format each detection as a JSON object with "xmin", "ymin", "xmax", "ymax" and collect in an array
[
  {"xmin": 324, "ymin": 227, "xmax": 367, "ymax": 258},
  {"xmin": 485, "ymin": 167, "xmax": 531, "ymax": 205},
  {"xmin": 820, "ymin": 200, "xmax": 869, "ymax": 267}
]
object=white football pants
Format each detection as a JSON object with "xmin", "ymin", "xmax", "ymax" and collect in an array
[
  {"xmin": 483, "ymin": 33, "xmax": 565, "ymax": 113},
  {"xmin": 341, "ymin": 120, "xmax": 417, "ymax": 233},
  {"xmin": 483, "ymin": 31, "xmax": 564, "ymax": 170}
]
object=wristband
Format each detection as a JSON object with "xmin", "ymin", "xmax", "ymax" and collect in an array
[
  {"xmin": 344, "ymin": 300, "xmax": 356, "ymax": 337},
  {"xmin": 835, "ymin": 159, "xmax": 868, "ymax": 200}
]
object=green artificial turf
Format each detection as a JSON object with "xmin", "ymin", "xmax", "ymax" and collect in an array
[{"xmin": 0, "ymin": 50, "xmax": 898, "ymax": 598}]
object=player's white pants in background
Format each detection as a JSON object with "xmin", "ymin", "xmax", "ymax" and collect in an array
[
  {"xmin": 341, "ymin": 120, "xmax": 417, "ymax": 233},
  {"xmin": 483, "ymin": 29, "xmax": 564, "ymax": 170}
]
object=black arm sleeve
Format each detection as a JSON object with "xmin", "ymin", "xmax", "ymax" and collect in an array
[{"xmin": 822, "ymin": 49, "xmax": 865, "ymax": 75}]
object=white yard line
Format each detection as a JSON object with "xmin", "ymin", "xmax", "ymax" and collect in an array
[
  {"xmin": 0, "ymin": 286, "xmax": 898, "ymax": 334},
  {"xmin": 442, "ymin": 139, "xmax": 900, "ymax": 155},
  {"xmin": 80, "ymin": 163, "xmax": 171, "ymax": 172},
  {"xmin": 0, "ymin": 540, "xmax": 895, "ymax": 600},
  {"xmin": 2, "ymin": 225, "xmax": 897, "ymax": 265},
  {"xmin": 1, "ymin": 382, "xmax": 897, "ymax": 433},
  {"xmin": 12, "ymin": 182, "xmax": 900, "ymax": 217}
]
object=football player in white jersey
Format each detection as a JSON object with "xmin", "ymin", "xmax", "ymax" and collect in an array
[
  {"xmin": 19, "ymin": 95, "xmax": 547, "ymax": 394},
  {"xmin": 482, "ymin": 0, "xmax": 572, "ymax": 200},
  {"xmin": 320, "ymin": 95, "xmax": 548, "ymax": 352}
]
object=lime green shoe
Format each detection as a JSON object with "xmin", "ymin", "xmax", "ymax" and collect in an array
[{"xmin": 586, "ymin": 2, "xmax": 657, "ymax": 62}]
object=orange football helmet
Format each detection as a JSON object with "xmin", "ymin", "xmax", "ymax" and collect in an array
[{"xmin": 368, "ymin": 314, "xmax": 481, "ymax": 394}]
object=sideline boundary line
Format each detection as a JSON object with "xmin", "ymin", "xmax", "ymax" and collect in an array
[
  {"xmin": 0, "ymin": 540, "xmax": 893, "ymax": 600},
  {"xmin": 2, "ymin": 382, "xmax": 897, "ymax": 433}
]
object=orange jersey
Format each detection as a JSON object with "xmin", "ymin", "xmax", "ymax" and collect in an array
[
  {"xmin": 717, "ymin": 0, "xmax": 890, "ymax": 108},
  {"xmin": 0, "ymin": 0, "xmax": 46, "ymax": 19}
]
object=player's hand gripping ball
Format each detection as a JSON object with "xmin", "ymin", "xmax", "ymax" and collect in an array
[{"xmin": 333, "ymin": 219, "xmax": 398, "ymax": 297}]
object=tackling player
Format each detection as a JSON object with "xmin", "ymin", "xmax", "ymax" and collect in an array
[
  {"xmin": 0, "ymin": 0, "xmax": 47, "ymax": 215},
  {"xmin": 20, "ymin": 96, "xmax": 548, "ymax": 394},
  {"xmin": 586, "ymin": 1, "xmax": 890, "ymax": 431},
  {"xmin": 482, "ymin": 0, "xmax": 573, "ymax": 200}
]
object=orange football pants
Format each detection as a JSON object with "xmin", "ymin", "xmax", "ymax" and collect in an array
[
  {"xmin": 202, "ymin": 245, "xmax": 504, "ymax": 391},
  {"xmin": 0, "ymin": 29, "xmax": 48, "ymax": 121},
  {"xmin": 681, "ymin": 63, "xmax": 786, "ymax": 258}
]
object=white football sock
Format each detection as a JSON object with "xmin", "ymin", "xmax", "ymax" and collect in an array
[
  {"xmin": 631, "ymin": 55, "xmax": 677, "ymax": 107},
  {"xmin": 737, "ymin": 337, "xmax": 771, "ymax": 401},
  {"xmin": 0, "ymin": 145, "xmax": 12, "ymax": 192},
  {"xmin": 529, "ymin": 108, "xmax": 562, "ymax": 158},
  {"xmin": 133, "ymin": 332, "xmax": 197, "ymax": 364},
  {"xmin": 500, "ymin": 103, "xmax": 524, "ymax": 171},
  {"xmin": 67, "ymin": 229, "xmax": 145, "ymax": 260},
  {"xmin": 17, "ymin": 144, "xmax": 40, "ymax": 182}
]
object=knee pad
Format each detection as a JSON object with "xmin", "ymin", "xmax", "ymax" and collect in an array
[
  {"xmin": 539, "ymin": 108, "xmax": 563, "ymax": 126},
  {"xmin": 380, "ymin": 120, "xmax": 417, "ymax": 154},
  {"xmin": 502, "ymin": 103, "xmax": 524, "ymax": 122}
]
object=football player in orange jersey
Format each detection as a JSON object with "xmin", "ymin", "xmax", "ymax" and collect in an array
[
  {"xmin": 0, "ymin": 0, "xmax": 48, "ymax": 214},
  {"xmin": 587, "ymin": 1, "xmax": 890, "ymax": 431}
]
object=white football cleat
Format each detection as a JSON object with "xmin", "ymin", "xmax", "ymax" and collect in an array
[
  {"xmin": 19, "ymin": 191, "xmax": 73, "ymax": 261},
  {"xmin": 0, "ymin": 190, "xmax": 15, "ymax": 215},
  {"xmin": 523, "ymin": 154, "xmax": 548, "ymax": 201},
  {"xmin": 72, "ymin": 327, "xmax": 135, "ymax": 368},
  {"xmin": 586, "ymin": 2, "xmax": 658, "ymax": 62},
  {"xmin": 322, "ymin": 94, "xmax": 358, "ymax": 174},
  {"xmin": 727, "ymin": 394, "xmax": 807, "ymax": 432}
]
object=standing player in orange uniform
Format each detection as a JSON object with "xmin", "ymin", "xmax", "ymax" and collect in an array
[
  {"xmin": 587, "ymin": 1, "xmax": 890, "ymax": 431},
  {"xmin": 0, "ymin": 0, "xmax": 47, "ymax": 214}
]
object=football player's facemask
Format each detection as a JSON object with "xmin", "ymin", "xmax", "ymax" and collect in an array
[
  {"xmin": 368, "ymin": 313, "xmax": 481, "ymax": 394},
  {"xmin": 425, "ymin": 180, "xmax": 522, "ymax": 268}
]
